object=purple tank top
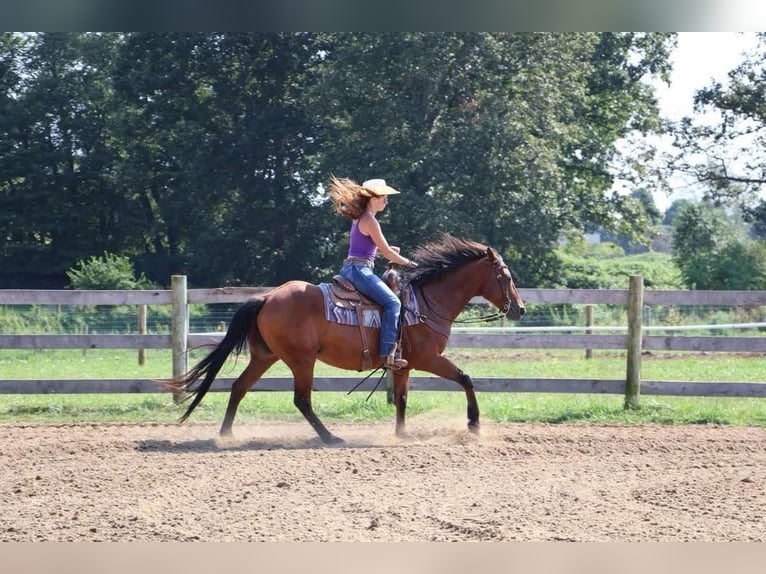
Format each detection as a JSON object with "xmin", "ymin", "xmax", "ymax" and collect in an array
[{"xmin": 348, "ymin": 214, "xmax": 377, "ymax": 261}]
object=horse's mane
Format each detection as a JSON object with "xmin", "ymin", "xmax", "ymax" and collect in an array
[{"xmin": 404, "ymin": 235, "xmax": 490, "ymax": 286}]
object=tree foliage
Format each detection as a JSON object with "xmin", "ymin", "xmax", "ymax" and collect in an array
[{"xmin": 0, "ymin": 32, "xmax": 675, "ymax": 289}]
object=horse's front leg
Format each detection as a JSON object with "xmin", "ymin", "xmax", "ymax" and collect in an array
[
  {"xmin": 460, "ymin": 371, "xmax": 480, "ymax": 432},
  {"xmin": 417, "ymin": 355, "xmax": 480, "ymax": 433},
  {"xmin": 392, "ymin": 370, "xmax": 411, "ymax": 438}
]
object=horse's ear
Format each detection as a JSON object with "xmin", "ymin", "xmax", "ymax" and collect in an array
[{"xmin": 486, "ymin": 247, "xmax": 497, "ymax": 261}]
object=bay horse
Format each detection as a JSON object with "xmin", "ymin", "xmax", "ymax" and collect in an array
[{"xmin": 165, "ymin": 235, "xmax": 525, "ymax": 444}]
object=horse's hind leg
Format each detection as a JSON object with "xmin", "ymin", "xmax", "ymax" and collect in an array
[
  {"xmin": 220, "ymin": 355, "xmax": 277, "ymax": 437},
  {"xmin": 291, "ymin": 364, "xmax": 344, "ymax": 445}
]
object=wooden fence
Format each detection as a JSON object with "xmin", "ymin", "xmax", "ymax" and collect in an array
[{"xmin": 2, "ymin": 275, "xmax": 766, "ymax": 404}]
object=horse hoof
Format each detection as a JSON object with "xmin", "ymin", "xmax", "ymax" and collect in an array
[
  {"xmin": 324, "ymin": 435, "xmax": 346, "ymax": 446},
  {"xmin": 396, "ymin": 431, "xmax": 416, "ymax": 441},
  {"xmin": 468, "ymin": 423, "xmax": 480, "ymax": 435}
]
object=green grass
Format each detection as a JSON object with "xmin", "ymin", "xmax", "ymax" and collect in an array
[
  {"xmin": 3, "ymin": 347, "xmax": 765, "ymax": 381},
  {"xmin": 1, "ymin": 348, "xmax": 766, "ymax": 426}
]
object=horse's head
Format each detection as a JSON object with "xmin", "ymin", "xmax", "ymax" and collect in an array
[
  {"xmin": 481, "ymin": 248, "xmax": 525, "ymax": 320},
  {"xmin": 407, "ymin": 235, "xmax": 525, "ymax": 321}
]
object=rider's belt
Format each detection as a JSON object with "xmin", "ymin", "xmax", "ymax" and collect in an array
[{"xmin": 343, "ymin": 257, "xmax": 374, "ymax": 267}]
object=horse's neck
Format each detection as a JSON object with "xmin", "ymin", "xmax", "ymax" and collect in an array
[{"xmin": 420, "ymin": 261, "xmax": 485, "ymax": 322}]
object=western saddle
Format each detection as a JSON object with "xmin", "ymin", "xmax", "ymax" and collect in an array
[{"xmin": 327, "ymin": 268, "xmax": 403, "ymax": 371}]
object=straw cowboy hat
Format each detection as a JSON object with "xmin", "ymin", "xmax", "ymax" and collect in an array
[{"xmin": 361, "ymin": 178, "xmax": 401, "ymax": 197}]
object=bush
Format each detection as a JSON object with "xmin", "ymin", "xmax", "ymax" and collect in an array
[
  {"xmin": 679, "ymin": 241, "xmax": 766, "ymax": 291},
  {"xmin": 670, "ymin": 202, "xmax": 766, "ymax": 290},
  {"xmin": 66, "ymin": 252, "xmax": 155, "ymax": 290}
]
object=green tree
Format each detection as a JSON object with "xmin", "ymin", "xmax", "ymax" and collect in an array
[
  {"xmin": 671, "ymin": 201, "xmax": 765, "ymax": 289},
  {"xmin": 310, "ymin": 33, "xmax": 674, "ymax": 287},
  {"xmin": 110, "ymin": 32, "xmax": 227, "ymax": 281},
  {"xmin": 713, "ymin": 242, "xmax": 766, "ymax": 289},
  {"xmin": 601, "ymin": 187, "xmax": 663, "ymax": 253},
  {"xmin": 742, "ymin": 199, "xmax": 766, "ymax": 240},
  {"xmin": 663, "ymin": 198, "xmax": 694, "ymax": 225},
  {"xmin": 671, "ymin": 202, "xmax": 734, "ymax": 263},
  {"xmin": 632, "ymin": 188, "xmax": 662, "ymax": 225},
  {"xmin": 0, "ymin": 34, "xmax": 26, "ymax": 283},
  {"xmin": 0, "ymin": 33, "xmax": 122, "ymax": 287},
  {"xmin": 112, "ymin": 33, "xmax": 332, "ymax": 286}
]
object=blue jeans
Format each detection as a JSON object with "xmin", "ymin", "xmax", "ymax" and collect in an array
[{"xmin": 340, "ymin": 263, "xmax": 401, "ymax": 357}]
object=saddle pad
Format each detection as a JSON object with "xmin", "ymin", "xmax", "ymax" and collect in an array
[{"xmin": 318, "ymin": 283, "xmax": 420, "ymax": 327}]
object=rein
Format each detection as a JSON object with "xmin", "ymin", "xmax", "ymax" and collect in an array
[
  {"xmin": 346, "ymin": 365, "xmax": 388, "ymax": 401},
  {"xmin": 419, "ymin": 287, "xmax": 506, "ymax": 324}
]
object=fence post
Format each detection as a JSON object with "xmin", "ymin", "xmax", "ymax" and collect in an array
[
  {"xmin": 171, "ymin": 275, "xmax": 188, "ymax": 386},
  {"xmin": 584, "ymin": 304, "xmax": 593, "ymax": 359},
  {"xmin": 624, "ymin": 274, "xmax": 644, "ymax": 410},
  {"xmin": 138, "ymin": 304, "xmax": 147, "ymax": 366}
]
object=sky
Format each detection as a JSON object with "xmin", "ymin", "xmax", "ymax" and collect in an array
[{"xmin": 644, "ymin": 32, "xmax": 761, "ymax": 211}]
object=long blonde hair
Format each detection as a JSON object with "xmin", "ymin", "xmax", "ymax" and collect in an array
[{"xmin": 327, "ymin": 176, "xmax": 372, "ymax": 221}]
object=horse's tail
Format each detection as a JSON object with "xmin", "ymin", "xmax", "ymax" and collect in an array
[{"xmin": 166, "ymin": 298, "xmax": 265, "ymax": 423}]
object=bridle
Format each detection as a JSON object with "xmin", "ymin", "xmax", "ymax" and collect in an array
[{"xmin": 417, "ymin": 257, "xmax": 519, "ymax": 326}]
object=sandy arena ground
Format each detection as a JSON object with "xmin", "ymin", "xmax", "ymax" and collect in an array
[{"xmin": 1, "ymin": 418, "xmax": 764, "ymax": 541}]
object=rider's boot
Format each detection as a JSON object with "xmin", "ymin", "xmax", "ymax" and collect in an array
[{"xmin": 385, "ymin": 345, "xmax": 408, "ymax": 370}]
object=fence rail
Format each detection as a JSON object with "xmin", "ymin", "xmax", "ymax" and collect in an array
[{"xmin": 2, "ymin": 276, "xmax": 766, "ymax": 402}]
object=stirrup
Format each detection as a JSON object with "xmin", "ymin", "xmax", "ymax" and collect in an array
[
  {"xmin": 385, "ymin": 354, "xmax": 408, "ymax": 371},
  {"xmin": 386, "ymin": 357, "xmax": 408, "ymax": 370}
]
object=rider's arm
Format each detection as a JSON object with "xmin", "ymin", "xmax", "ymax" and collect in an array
[{"xmin": 359, "ymin": 216, "xmax": 417, "ymax": 267}]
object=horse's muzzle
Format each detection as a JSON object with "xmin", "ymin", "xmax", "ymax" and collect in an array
[{"xmin": 506, "ymin": 304, "xmax": 525, "ymax": 321}]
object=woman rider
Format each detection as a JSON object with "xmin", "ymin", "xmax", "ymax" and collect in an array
[{"xmin": 328, "ymin": 176, "xmax": 418, "ymax": 370}]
